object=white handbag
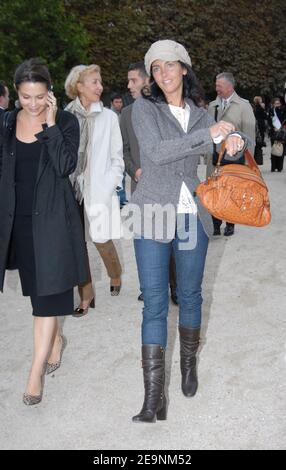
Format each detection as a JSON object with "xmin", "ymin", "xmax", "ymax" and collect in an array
[
  {"xmin": 272, "ymin": 110, "xmax": 281, "ymax": 130},
  {"xmin": 271, "ymin": 141, "xmax": 284, "ymax": 157}
]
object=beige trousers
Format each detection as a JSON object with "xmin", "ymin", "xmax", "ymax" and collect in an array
[
  {"xmin": 94, "ymin": 240, "xmax": 122, "ymax": 279},
  {"xmin": 77, "ymin": 203, "xmax": 122, "ymax": 301}
]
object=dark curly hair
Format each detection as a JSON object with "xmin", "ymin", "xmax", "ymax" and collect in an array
[{"xmin": 142, "ymin": 62, "xmax": 205, "ymax": 107}]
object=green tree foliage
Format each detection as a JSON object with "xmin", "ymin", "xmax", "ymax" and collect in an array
[
  {"xmin": 0, "ymin": 0, "xmax": 90, "ymax": 98},
  {"xmin": 0, "ymin": 0, "xmax": 285, "ymax": 102},
  {"xmin": 69, "ymin": 0, "xmax": 286, "ymax": 99},
  {"xmin": 67, "ymin": 0, "xmax": 149, "ymax": 93}
]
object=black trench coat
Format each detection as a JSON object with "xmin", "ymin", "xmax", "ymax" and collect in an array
[{"xmin": 0, "ymin": 109, "xmax": 89, "ymax": 296}]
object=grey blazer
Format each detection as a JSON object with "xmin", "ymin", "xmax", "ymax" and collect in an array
[
  {"xmin": 120, "ymin": 104, "xmax": 141, "ymax": 194},
  {"xmin": 130, "ymin": 96, "xmax": 216, "ymax": 241}
]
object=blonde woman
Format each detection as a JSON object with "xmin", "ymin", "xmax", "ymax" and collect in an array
[{"xmin": 65, "ymin": 65, "xmax": 124, "ymax": 316}]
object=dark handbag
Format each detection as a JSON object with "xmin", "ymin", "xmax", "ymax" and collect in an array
[
  {"xmin": 275, "ymin": 123, "xmax": 286, "ymax": 143},
  {"xmin": 196, "ymin": 142, "xmax": 271, "ymax": 227}
]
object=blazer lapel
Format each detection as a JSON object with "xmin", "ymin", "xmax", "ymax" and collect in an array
[
  {"xmin": 4, "ymin": 109, "xmax": 48, "ymax": 188},
  {"xmin": 185, "ymin": 99, "xmax": 205, "ymax": 133},
  {"xmin": 157, "ymin": 99, "xmax": 206, "ymax": 134},
  {"xmin": 157, "ymin": 101, "xmax": 185, "ymax": 134},
  {"xmin": 35, "ymin": 117, "xmax": 60, "ymax": 186}
]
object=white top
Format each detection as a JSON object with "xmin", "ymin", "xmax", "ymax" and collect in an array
[{"xmin": 168, "ymin": 103, "xmax": 197, "ymax": 214}]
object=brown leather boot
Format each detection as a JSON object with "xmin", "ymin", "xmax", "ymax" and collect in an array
[
  {"xmin": 132, "ymin": 344, "xmax": 167, "ymax": 423},
  {"xmin": 179, "ymin": 326, "xmax": 200, "ymax": 397}
]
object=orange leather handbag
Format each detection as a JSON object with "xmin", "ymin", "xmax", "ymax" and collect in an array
[{"xmin": 196, "ymin": 143, "xmax": 271, "ymax": 227}]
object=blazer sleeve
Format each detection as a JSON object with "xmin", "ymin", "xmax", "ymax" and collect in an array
[
  {"xmin": 222, "ymin": 131, "xmax": 249, "ymax": 163},
  {"xmin": 131, "ymin": 98, "xmax": 214, "ymax": 166},
  {"xmin": 120, "ymin": 109, "xmax": 137, "ymax": 181},
  {"xmin": 35, "ymin": 111, "xmax": 80, "ymax": 177}
]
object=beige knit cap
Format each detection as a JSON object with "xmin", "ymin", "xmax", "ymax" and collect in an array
[{"xmin": 144, "ymin": 40, "xmax": 192, "ymax": 76}]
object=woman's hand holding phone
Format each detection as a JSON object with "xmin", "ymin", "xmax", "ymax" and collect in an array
[{"xmin": 46, "ymin": 89, "xmax": 57, "ymax": 127}]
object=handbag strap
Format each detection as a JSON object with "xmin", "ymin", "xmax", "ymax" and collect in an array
[
  {"xmin": 218, "ymin": 141, "xmax": 260, "ymax": 173},
  {"xmin": 214, "ymin": 105, "xmax": 219, "ymax": 122}
]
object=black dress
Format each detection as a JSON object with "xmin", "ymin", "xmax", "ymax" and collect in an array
[{"xmin": 11, "ymin": 138, "xmax": 74, "ymax": 317}]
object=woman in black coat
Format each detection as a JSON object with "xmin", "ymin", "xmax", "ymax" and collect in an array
[
  {"xmin": 0, "ymin": 59, "xmax": 89, "ymax": 405},
  {"xmin": 253, "ymin": 96, "xmax": 267, "ymax": 144},
  {"xmin": 268, "ymin": 97, "xmax": 286, "ymax": 172}
]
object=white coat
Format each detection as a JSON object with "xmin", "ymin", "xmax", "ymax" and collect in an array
[{"xmin": 83, "ymin": 102, "xmax": 124, "ymax": 243}]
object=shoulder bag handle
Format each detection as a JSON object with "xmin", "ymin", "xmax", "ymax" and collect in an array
[{"xmin": 218, "ymin": 140, "xmax": 260, "ymax": 174}]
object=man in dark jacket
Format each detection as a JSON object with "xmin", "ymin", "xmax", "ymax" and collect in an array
[
  {"xmin": 120, "ymin": 62, "xmax": 149, "ymax": 194},
  {"xmin": 268, "ymin": 97, "xmax": 286, "ymax": 172},
  {"xmin": 0, "ymin": 81, "xmax": 9, "ymax": 115}
]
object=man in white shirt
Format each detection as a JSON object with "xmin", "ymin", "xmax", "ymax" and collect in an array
[{"xmin": 207, "ymin": 72, "xmax": 256, "ymax": 236}]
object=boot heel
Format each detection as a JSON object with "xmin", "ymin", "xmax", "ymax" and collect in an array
[
  {"xmin": 156, "ymin": 403, "xmax": 167, "ymax": 420},
  {"xmin": 90, "ymin": 298, "xmax": 95, "ymax": 308},
  {"xmin": 133, "ymin": 345, "xmax": 166, "ymax": 424}
]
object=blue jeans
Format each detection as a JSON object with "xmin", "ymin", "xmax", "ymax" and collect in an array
[{"xmin": 134, "ymin": 215, "xmax": 209, "ymax": 347}]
